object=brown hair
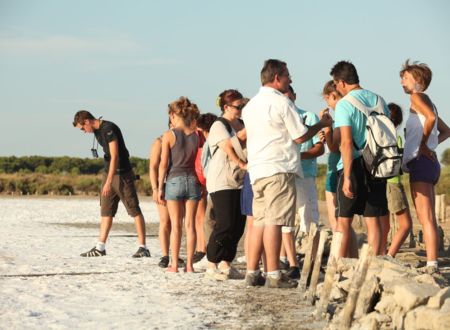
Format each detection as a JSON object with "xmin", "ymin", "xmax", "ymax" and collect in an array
[
  {"xmin": 217, "ymin": 89, "xmax": 243, "ymax": 113},
  {"xmin": 168, "ymin": 97, "xmax": 200, "ymax": 127},
  {"xmin": 322, "ymin": 80, "xmax": 342, "ymax": 97},
  {"xmin": 197, "ymin": 113, "xmax": 218, "ymax": 132},
  {"xmin": 73, "ymin": 110, "xmax": 95, "ymax": 127},
  {"xmin": 388, "ymin": 102, "xmax": 403, "ymax": 127},
  {"xmin": 260, "ymin": 59, "xmax": 287, "ymax": 85},
  {"xmin": 400, "ymin": 59, "xmax": 432, "ymax": 92}
]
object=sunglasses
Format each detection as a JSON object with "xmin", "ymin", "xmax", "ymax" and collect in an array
[{"xmin": 227, "ymin": 104, "xmax": 245, "ymax": 111}]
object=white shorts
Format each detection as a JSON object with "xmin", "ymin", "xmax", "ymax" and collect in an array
[{"xmin": 295, "ymin": 176, "xmax": 319, "ymax": 233}]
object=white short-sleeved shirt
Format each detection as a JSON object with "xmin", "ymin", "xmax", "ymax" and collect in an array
[
  {"xmin": 242, "ymin": 86, "xmax": 309, "ymax": 184},
  {"xmin": 206, "ymin": 120, "xmax": 239, "ymax": 193}
]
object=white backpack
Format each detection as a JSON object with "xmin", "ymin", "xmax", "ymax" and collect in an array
[{"xmin": 343, "ymin": 94, "xmax": 402, "ymax": 179}]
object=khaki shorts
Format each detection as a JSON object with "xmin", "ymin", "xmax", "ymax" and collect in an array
[
  {"xmin": 252, "ymin": 173, "xmax": 296, "ymax": 227},
  {"xmin": 386, "ymin": 182, "xmax": 408, "ymax": 214},
  {"xmin": 100, "ymin": 171, "xmax": 142, "ymax": 217}
]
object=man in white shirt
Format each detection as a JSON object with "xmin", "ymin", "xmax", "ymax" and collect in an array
[{"xmin": 243, "ymin": 59, "xmax": 332, "ymax": 288}]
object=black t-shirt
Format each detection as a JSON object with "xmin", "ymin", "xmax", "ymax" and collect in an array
[{"xmin": 94, "ymin": 120, "xmax": 132, "ymax": 174}]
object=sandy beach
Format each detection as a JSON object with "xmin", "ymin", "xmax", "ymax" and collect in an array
[{"xmin": 0, "ymin": 197, "xmax": 326, "ymax": 329}]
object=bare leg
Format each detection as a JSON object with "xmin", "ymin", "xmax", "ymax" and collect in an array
[
  {"xmin": 184, "ymin": 199, "xmax": 199, "ymax": 272},
  {"xmin": 157, "ymin": 204, "xmax": 171, "ymax": 256},
  {"xmin": 379, "ymin": 214, "xmax": 390, "ymax": 255},
  {"xmin": 337, "ymin": 217, "xmax": 353, "ymax": 258},
  {"xmin": 244, "ymin": 216, "xmax": 254, "ymax": 262},
  {"xmin": 166, "ymin": 200, "xmax": 183, "ymax": 272},
  {"xmin": 282, "ymin": 231, "xmax": 298, "ymax": 267},
  {"xmin": 325, "ymin": 191, "xmax": 337, "ymax": 232},
  {"xmin": 411, "ymin": 182, "xmax": 438, "ymax": 261},
  {"xmin": 263, "ymin": 225, "xmax": 282, "ymax": 272},
  {"xmin": 365, "ymin": 217, "xmax": 382, "ymax": 255},
  {"xmin": 134, "ymin": 213, "xmax": 146, "ymax": 246},
  {"xmin": 387, "ymin": 209, "xmax": 412, "ymax": 257},
  {"xmin": 99, "ymin": 216, "xmax": 113, "ymax": 243},
  {"xmin": 247, "ymin": 225, "xmax": 264, "ymax": 272},
  {"xmin": 195, "ymin": 191, "xmax": 207, "ymax": 254}
]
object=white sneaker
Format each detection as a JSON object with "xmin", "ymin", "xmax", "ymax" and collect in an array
[
  {"xmin": 205, "ymin": 268, "xmax": 229, "ymax": 281},
  {"xmin": 193, "ymin": 256, "xmax": 208, "ymax": 270}
]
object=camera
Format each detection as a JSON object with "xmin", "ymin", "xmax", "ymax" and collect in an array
[{"xmin": 91, "ymin": 148, "xmax": 98, "ymax": 158}]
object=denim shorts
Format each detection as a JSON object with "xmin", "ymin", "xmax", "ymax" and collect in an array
[
  {"xmin": 407, "ymin": 155, "xmax": 441, "ymax": 185},
  {"xmin": 164, "ymin": 175, "xmax": 201, "ymax": 201}
]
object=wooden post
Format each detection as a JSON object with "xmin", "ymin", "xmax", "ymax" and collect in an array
[
  {"xmin": 315, "ymin": 231, "xmax": 342, "ymax": 320},
  {"xmin": 340, "ymin": 244, "xmax": 373, "ymax": 329},
  {"xmin": 299, "ymin": 223, "xmax": 318, "ymax": 292},
  {"xmin": 307, "ymin": 230, "xmax": 329, "ymax": 305}
]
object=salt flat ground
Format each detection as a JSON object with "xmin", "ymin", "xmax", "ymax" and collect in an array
[{"xmin": 0, "ymin": 197, "xmax": 324, "ymax": 330}]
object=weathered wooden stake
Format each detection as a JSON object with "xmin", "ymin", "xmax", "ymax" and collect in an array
[
  {"xmin": 340, "ymin": 244, "xmax": 373, "ymax": 329},
  {"xmin": 315, "ymin": 231, "xmax": 342, "ymax": 320},
  {"xmin": 299, "ymin": 223, "xmax": 318, "ymax": 292},
  {"xmin": 307, "ymin": 230, "xmax": 329, "ymax": 305}
]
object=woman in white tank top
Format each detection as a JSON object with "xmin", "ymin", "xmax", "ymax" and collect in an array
[{"xmin": 400, "ymin": 60, "xmax": 450, "ymax": 273}]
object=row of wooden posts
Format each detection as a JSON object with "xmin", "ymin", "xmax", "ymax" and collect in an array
[{"xmin": 299, "ymin": 224, "xmax": 372, "ymax": 329}]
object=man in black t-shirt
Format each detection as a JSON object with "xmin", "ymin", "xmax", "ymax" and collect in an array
[{"xmin": 73, "ymin": 110, "xmax": 150, "ymax": 258}]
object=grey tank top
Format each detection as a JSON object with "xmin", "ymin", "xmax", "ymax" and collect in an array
[{"xmin": 167, "ymin": 129, "xmax": 199, "ymax": 180}]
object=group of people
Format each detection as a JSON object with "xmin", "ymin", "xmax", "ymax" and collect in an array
[{"xmin": 73, "ymin": 58, "xmax": 450, "ymax": 289}]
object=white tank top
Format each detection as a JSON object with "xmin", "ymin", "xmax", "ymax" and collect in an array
[{"xmin": 402, "ymin": 105, "xmax": 438, "ymax": 167}]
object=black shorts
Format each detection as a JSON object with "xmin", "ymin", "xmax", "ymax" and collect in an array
[{"xmin": 336, "ymin": 158, "xmax": 388, "ymax": 218}]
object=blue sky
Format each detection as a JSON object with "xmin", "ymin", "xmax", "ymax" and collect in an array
[{"xmin": 1, "ymin": 0, "xmax": 449, "ymax": 161}]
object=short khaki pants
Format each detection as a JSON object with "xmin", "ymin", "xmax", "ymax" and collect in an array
[
  {"xmin": 252, "ymin": 173, "xmax": 296, "ymax": 227},
  {"xmin": 386, "ymin": 182, "xmax": 408, "ymax": 214},
  {"xmin": 100, "ymin": 171, "xmax": 142, "ymax": 217}
]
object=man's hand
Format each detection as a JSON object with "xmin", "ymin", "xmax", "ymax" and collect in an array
[
  {"xmin": 319, "ymin": 108, "xmax": 329, "ymax": 119},
  {"xmin": 102, "ymin": 180, "xmax": 112, "ymax": 196},
  {"xmin": 318, "ymin": 130, "xmax": 326, "ymax": 144},
  {"xmin": 319, "ymin": 112, "xmax": 333, "ymax": 128},
  {"xmin": 342, "ymin": 177, "xmax": 354, "ymax": 199}
]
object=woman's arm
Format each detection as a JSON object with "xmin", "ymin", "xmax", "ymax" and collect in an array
[
  {"xmin": 157, "ymin": 131, "xmax": 174, "ymax": 203},
  {"xmin": 411, "ymin": 93, "xmax": 436, "ymax": 159},
  {"xmin": 217, "ymin": 138, "xmax": 247, "ymax": 170},
  {"xmin": 149, "ymin": 138, "xmax": 163, "ymax": 204},
  {"xmin": 437, "ymin": 116, "xmax": 450, "ymax": 144}
]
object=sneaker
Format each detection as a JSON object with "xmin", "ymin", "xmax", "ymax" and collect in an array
[
  {"xmin": 194, "ymin": 256, "xmax": 208, "ymax": 270},
  {"xmin": 80, "ymin": 247, "xmax": 106, "ymax": 257},
  {"xmin": 220, "ymin": 266, "xmax": 245, "ymax": 280},
  {"xmin": 418, "ymin": 265, "xmax": 439, "ymax": 275},
  {"xmin": 285, "ymin": 266, "xmax": 300, "ymax": 280},
  {"xmin": 193, "ymin": 251, "xmax": 206, "ymax": 263},
  {"xmin": 265, "ymin": 274, "xmax": 298, "ymax": 289},
  {"xmin": 158, "ymin": 256, "xmax": 170, "ymax": 268},
  {"xmin": 245, "ymin": 272, "xmax": 266, "ymax": 287},
  {"xmin": 279, "ymin": 260, "xmax": 290, "ymax": 271},
  {"xmin": 132, "ymin": 247, "xmax": 151, "ymax": 258},
  {"xmin": 205, "ymin": 268, "xmax": 229, "ymax": 281}
]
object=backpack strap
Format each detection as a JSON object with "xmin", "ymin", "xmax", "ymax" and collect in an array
[{"xmin": 215, "ymin": 117, "xmax": 233, "ymax": 134}]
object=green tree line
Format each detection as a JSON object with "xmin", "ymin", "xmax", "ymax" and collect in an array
[
  {"xmin": 0, "ymin": 151, "xmax": 448, "ymax": 200},
  {"xmin": 0, "ymin": 156, "xmax": 149, "ymax": 176}
]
